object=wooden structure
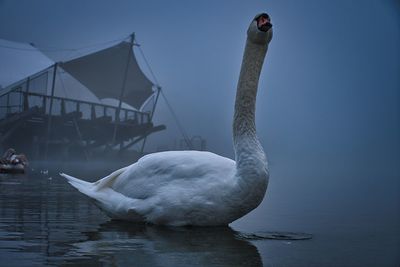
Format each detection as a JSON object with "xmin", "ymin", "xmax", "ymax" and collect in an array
[
  {"xmin": 0, "ymin": 35, "xmax": 165, "ymax": 160},
  {"xmin": 0, "ymin": 89, "xmax": 164, "ymax": 160}
]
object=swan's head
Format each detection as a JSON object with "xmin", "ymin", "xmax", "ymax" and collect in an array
[{"xmin": 247, "ymin": 13, "xmax": 273, "ymax": 45}]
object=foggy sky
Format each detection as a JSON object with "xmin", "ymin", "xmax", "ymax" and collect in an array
[{"xmin": 0, "ymin": 0, "xmax": 399, "ymax": 175}]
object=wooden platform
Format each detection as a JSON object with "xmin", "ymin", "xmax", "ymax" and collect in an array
[{"xmin": 0, "ymin": 91, "xmax": 165, "ymax": 160}]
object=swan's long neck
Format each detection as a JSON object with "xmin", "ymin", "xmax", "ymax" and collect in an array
[{"xmin": 233, "ymin": 39, "xmax": 269, "ymax": 180}]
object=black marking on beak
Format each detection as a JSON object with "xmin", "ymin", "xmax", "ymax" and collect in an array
[{"xmin": 255, "ymin": 13, "xmax": 272, "ymax": 32}]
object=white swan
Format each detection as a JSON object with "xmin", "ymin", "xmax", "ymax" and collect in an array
[{"xmin": 61, "ymin": 13, "xmax": 273, "ymax": 226}]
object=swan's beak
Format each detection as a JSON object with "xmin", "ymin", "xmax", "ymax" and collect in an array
[
  {"xmin": 248, "ymin": 13, "xmax": 273, "ymax": 45},
  {"xmin": 256, "ymin": 14, "xmax": 272, "ymax": 32}
]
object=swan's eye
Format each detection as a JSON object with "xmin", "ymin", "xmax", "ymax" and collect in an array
[{"xmin": 256, "ymin": 14, "xmax": 272, "ymax": 32}]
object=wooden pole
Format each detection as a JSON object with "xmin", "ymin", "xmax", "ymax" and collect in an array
[
  {"xmin": 140, "ymin": 86, "xmax": 161, "ymax": 153},
  {"xmin": 24, "ymin": 77, "xmax": 31, "ymax": 111},
  {"xmin": 111, "ymin": 33, "xmax": 135, "ymax": 147},
  {"xmin": 44, "ymin": 63, "xmax": 58, "ymax": 159},
  {"xmin": 26, "ymin": 76, "xmax": 30, "ymax": 93}
]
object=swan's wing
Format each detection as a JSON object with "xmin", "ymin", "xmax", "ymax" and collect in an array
[
  {"xmin": 111, "ymin": 150, "xmax": 236, "ymax": 199},
  {"xmin": 61, "ymin": 151, "xmax": 237, "ymax": 224}
]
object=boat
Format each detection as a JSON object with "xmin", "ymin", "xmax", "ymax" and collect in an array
[
  {"xmin": 0, "ymin": 163, "xmax": 25, "ymax": 174},
  {"xmin": 0, "ymin": 148, "xmax": 28, "ymax": 173}
]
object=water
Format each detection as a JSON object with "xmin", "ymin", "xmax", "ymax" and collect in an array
[{"xmin": 0, "ymin": 161, "xmax": 398, "ymax": 266}]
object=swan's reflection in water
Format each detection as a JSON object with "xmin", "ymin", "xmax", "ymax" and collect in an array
[{"xmin": 67, "ymin": 221, "xmax": 263, "ymax": 267}]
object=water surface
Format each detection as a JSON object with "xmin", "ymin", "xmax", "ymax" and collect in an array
[{"xmin": 0, "ymin": 161, "xmax": 398, "ymax": 266}]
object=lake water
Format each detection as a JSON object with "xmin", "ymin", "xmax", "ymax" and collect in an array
[{"xmin": 0, "ymin": 161, "xmax": 398, "ymax": 266}]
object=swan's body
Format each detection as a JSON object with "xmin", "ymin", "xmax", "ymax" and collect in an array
[{"xmin": 61, "ymin": 13, "xmax": 273, "ymax": 226}]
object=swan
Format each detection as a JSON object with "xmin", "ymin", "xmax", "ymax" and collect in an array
[{"xmin": 61, "ymin": 13, "xmax": 273, "ymax": 226}]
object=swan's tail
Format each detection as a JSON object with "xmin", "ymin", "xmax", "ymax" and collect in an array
[
  {"xmin": 60, "ymin": 167, "xmax": 128, "ymax": 196},
  {"xmin": 60, "ymin": 168, "xmax": 142, "ymax": 221},
  {"xmin": 60, "ymin": 171, "xmax": 120, "ymax": 214},
  {"xmin": 60, "ymin": 172, "xmax": 94, "ymax": 196}
]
